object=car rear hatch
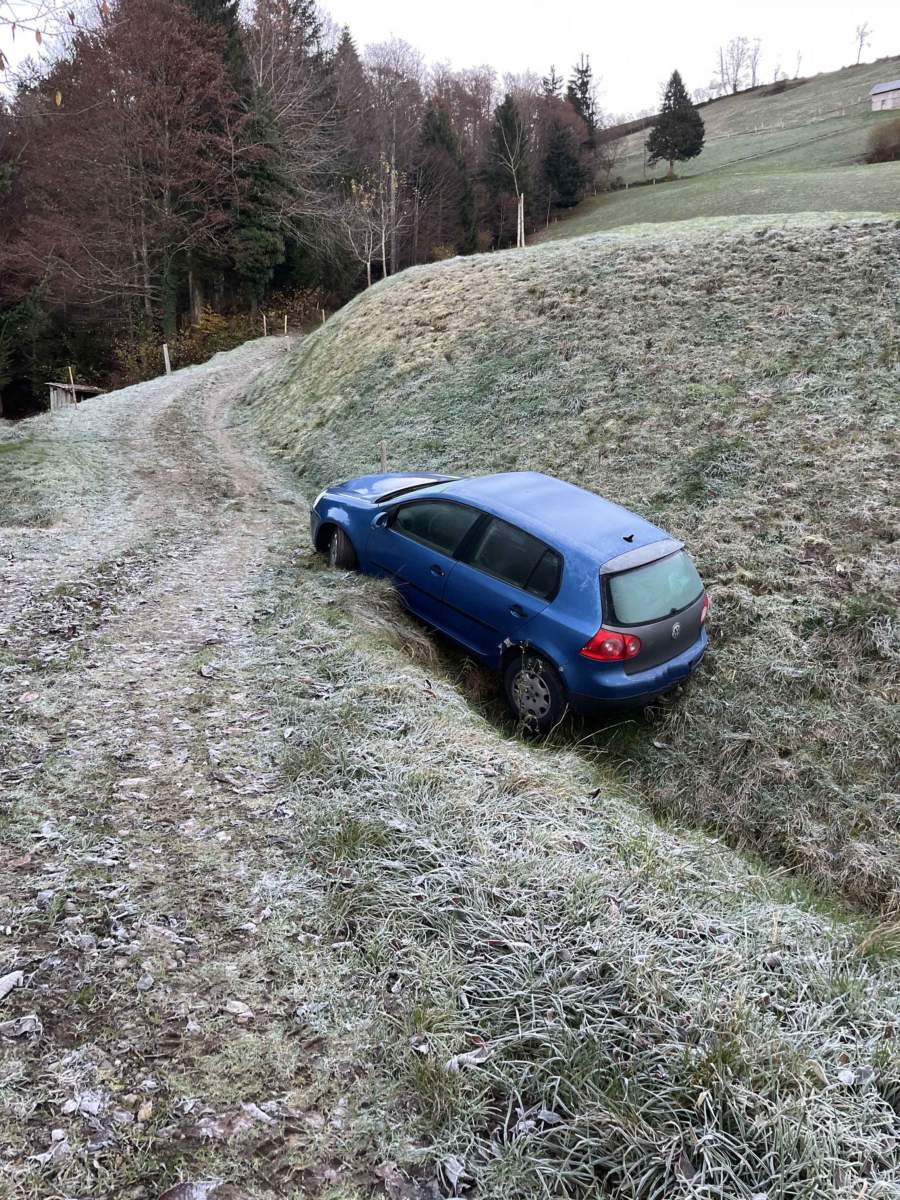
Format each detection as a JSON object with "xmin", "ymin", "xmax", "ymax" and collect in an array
[{"xmin": 599, "ymin": 540, "xmax": 706, "ymax": 674}]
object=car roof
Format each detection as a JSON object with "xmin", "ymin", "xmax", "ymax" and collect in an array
[{"xmin": 430, "ymin": 472, "xmax": 669, "ymax": 565}]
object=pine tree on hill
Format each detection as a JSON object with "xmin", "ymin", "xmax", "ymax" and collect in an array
[
  {"xmin": 646, "ymin": 69, "xmax": 705, "ymax": 179},
  {"xmin": 566, "ymin": 54, "xmax": 596, "ymax": 146},
  {"xmin": 542, "ymin": 65, "xmax": 563, "ymax": 99}
]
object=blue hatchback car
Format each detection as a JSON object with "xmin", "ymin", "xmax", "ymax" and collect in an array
[{"xmin": 311, "ymin": 471, "xmax": 708, "ymax": 731}]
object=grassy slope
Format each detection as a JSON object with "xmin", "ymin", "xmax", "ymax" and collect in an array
[
  {"xmin": 246, "ymin": 213, "xmax": 900, "ymax": 913},
  {"xmin": 537, "ymin": 55, "xmax": 900, "ymax": 239},
  {"xmin": 249, "ymin": 552, "xmax": 900, "ymax": 1198}
]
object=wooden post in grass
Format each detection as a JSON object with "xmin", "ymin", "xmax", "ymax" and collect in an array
[
  {"xmin": 67, "ymin": 364, "xmax": 77, "ymax": 405},
  {"xmin": 262, "ymin": 313, "xmax": 268, "ymax": 337},
  {"xmin": 379, "ymin": 440, "xmax": 387, "ymax": 471},
  {"xmin": 284, "ymin": 314, "xmax": 288, "ymax": 335},
  {"xmin": 162, "ymin": 343, "xmax": 171, "ymax": 375},
  {"xmin": 321, "ymin": 307, "xmax": 326, "ymax": 324}
]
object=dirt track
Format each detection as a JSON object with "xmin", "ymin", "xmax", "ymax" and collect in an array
[{"xmin": 0, "ymin": 340, "xmax": 332, "ymax": 1199}]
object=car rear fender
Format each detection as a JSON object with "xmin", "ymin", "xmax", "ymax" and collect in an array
[{"xmin": 497, "ymin": 633, "xmax": 572, "ymax": 683}]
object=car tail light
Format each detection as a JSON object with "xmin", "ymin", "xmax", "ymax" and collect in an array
[
  {"xmin": 580, "ymin": 628, "xmax": 642, "ymax": 661},
  {"xmin": 700, "ymin": 594, "xmax": 710, "ymax": 624}
]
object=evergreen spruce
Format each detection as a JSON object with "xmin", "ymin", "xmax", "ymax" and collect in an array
[
  {"xmin": 227, "ymin": 101, "xmax": 290, "ymax": 304},
  {"xmin": 566, "ymin": 54, "xmax": 596, "ymax": 145},
  {"xmin": 183, "ymin": 0, "xmax": 246, "ymax": 86},
  {"xmin": 541, "ymin": 65, "xmax": 563, "ymax": 99},
  {"xmin": 542, "ymin": 110, "xmax": 587, "ymax": 208},
  {"xmin": 646, "ymin": 69, "xmax": 705, "ymax": 178}
]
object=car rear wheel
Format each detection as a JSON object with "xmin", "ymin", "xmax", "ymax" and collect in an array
[
  {"xmin": 327, "ymin": 527, "xmax": 357, "ymax": 570},
  {"xmin": 503, "ymin": 653, "xmax": 568, "ymax": 735}
]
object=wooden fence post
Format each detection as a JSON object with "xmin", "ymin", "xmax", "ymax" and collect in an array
[
  {"xmin": 67, "ymin": 364, "xmax": 77, "ymax": 405},
  {"xmin": 262, "ymin": 313, "xmax": 268, "ymax": 337},
  {"xmin": 379, "ymin": 440, "xmax": 387, "ymax": 471},
  {"xmin": 321, "ymin": 308, "xmax": 326, "ymax": 324},
  {"xmin": 284, "ymin": 314, "xmax": 288, "ymax": 335},
  {"xmin": 162, "ymin": 344, "xmax": 171, "ymax": 375}
]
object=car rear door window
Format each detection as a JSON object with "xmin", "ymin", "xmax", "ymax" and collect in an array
[
  {"xmin": 392, "ymin": 501, "xmax": 481, "ymax": 556},
  {"xmin": 467, "ymin": 518, "xmax": 560, "ymax": 599},
  {"xmin": 606, "ymin": 550, "xmax": 703, "ymax": 625}
]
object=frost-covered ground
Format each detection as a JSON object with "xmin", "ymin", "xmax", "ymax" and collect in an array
[
  {"xmin": 1, "ymin": 298, "xmax": 899, "ymax": 1198},
  {"xmin": 247, "ymin": 213, "xmax": 900, "ymax": 913}
]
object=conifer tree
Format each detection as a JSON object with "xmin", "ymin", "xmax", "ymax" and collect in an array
[
  {"xmin": 646, "ymin": 69, "xmax": 705, "ymax": 178},
  {"xmin": 542, "ymin": 104, "xmax": 587, "ymax": 208},
  {"xmin": 566, "ymin": 54, "xmax": 596, "ymax": 145},
  {"xmin": 541, "ymin": 65, "xmax": 563, "ymax": 99},
  {"xmin": 183, "ymin": 0, "xmax": 246, "ymax": 86}
]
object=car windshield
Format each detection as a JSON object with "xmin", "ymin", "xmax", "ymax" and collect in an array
[{"xmin": 606, "ymin": 551, "xmax": 703, "ymax": 625}]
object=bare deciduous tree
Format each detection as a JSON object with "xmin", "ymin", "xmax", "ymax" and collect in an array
[
  {"xmin": 855, "ymin": 22, "xmax": 872, "ymax": 65},
  {"xmin": 748, "ymin": 39, "xmax": 763, "ymax": 88},
  {"xmin": 716, "ymin": 37, "xmax": 750, "ymax": 94},
  {"xmin": 243, "ymin": 0, "xmax": 342, "ymax": 253},
  {"xmin": 341, "ymin": 176, "xmax": 379, "ymax": 287}
]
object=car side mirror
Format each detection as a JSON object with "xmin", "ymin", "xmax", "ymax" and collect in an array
[{"xmin": 372, "ymin": 511, "xmax": 389, "ymax": 529}]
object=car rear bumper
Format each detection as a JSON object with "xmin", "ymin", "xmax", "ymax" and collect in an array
[{"xmin": 567, "ymin": 629, "xmax": 708, "ymax": 714}]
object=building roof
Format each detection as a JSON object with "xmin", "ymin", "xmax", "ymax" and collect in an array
[
  {"xmin": 438, "ymin": 471, "xmax": 669, "ymax": 565},
  {"xmin": 870, "ymin": 80, "xmax": 900, "ymax": 95},
  {"xmin": 46, "ymin": 382, "xmax": 104, "ymax": 394}
]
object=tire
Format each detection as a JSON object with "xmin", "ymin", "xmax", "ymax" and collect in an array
[
  {"xmin": 327, "ymin": 526, "xmax": 357, "ymax": 570},
  {"xmin": 503, "ymin": 652, "xmax": 568, "ymax": 735}
]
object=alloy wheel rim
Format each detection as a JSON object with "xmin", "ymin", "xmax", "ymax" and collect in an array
[{"xmin": 513, "ymin": 668, "xmax": 552, "ymax": 720}]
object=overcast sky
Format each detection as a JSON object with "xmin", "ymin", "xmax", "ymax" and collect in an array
[
  {"xmin": 2, "ymin": 0, "xmax": 898, "ymax": 113},
  {"xmin": 326, "ymin": 0, "xmax": 900, "ymax": 114}
]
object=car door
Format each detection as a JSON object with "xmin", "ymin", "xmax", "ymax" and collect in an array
[
  {"xmin": 366, "ymin": 499, "xmax": 483, "ymax": 628},
  {"xmin": 441, "ymin": 516, "xmax": 562, "ymax": 662}
]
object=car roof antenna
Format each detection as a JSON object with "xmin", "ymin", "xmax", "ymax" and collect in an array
[{"xmin": 623, "ymin": 533, "xmax": 635, "ymax": 543}]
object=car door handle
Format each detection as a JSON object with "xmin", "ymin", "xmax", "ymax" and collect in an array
[
  {"xmin": 429, "ymin": 564, "xmax": 445, "ymax": 577},
  {"xmin": 509, "ymin": 604, "xmax": 526, "ymax": 618}
]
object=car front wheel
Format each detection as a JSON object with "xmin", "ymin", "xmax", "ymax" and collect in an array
[
  {"xmin": 503, "ymin": 653, "xmax": 568, "ymax": 735},
  {"xmin": 327, "ymin": 527, "xmax": 357, "ymax": 570}
]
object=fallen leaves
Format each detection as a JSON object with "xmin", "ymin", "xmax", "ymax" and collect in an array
[
  {"xmin": 0, "ymin": 970, "xmax": 24, "ymax": 1003},
  {"xmin": 0, "ymin": 1013, "xmax": 42, "ymax": 1038},
  {"xmin": 445, "ymin": 1045, "xmax": 491, "ymax": 1073},
  {"xmin": 223, "ymin": 999, "xmax": 254, "ymax": 1024}
]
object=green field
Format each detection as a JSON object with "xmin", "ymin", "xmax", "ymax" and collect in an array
[{"xmin": 537, "ymin": 55, "xmax": 900, "ymax": 240}]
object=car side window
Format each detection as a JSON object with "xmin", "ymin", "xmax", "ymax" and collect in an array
[
  {"xmin": 466, "ymin": 518, "xmax": 561, "ymax": 599},
  {"xmin": 391, "ymin": 501, "xmax": 481, "ymax": 557}
]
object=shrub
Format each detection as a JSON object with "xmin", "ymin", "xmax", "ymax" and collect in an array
[{"xmin": 866, "ymin": 116, "xmax": 900, "ymax": 163}]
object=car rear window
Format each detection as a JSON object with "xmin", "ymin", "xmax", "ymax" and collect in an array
[
  {"xmin": 392, "ymin": 501, "xmax": 481, "ymax": 556},
  {"xmin": 467, "ymin": 518, "xmax": 561, "ymax": 599},
  {"xmin": 606, "ymin": 550, "xmax": 703, "ymax": 625}
]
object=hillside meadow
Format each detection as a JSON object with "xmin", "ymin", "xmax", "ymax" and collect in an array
[
  {"xmin": 538, "ymin": 55, "xmax": 900, "ymax": 238},
  {"xmin": 246, "ymin": 212, "xmax": 900, "ymax": 914}
]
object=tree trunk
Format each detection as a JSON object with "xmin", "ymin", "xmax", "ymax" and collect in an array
[
  {"xmin": 188, "ymin": 268, "xmax": 204, "ymax": 326},
  {"xmin": 389, "ymin": 154, "xmax": 397, "ymax": 274}
]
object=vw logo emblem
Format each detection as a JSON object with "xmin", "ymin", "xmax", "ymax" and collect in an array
[{"xmin": 671, "ymin": 622, "xmax": 681, "ymax": 639}]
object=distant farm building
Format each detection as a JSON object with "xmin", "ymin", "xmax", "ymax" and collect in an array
[
  {"xmin": 870, "ymin": 80, "xmax": 900, "ymax": 111},
  {"xmin": 46, "ymin": 381, "xmax": 104, "ymax": 411}
]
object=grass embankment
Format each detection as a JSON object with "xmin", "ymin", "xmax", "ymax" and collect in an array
[
  {"xmin": 537, "ymin": 55, "xmax": 900, "ymax": 238},
  {"xmin": 246, "ymin": 213, "xmax": 900, "ymax": 914},
  {"xmin": 0, "ymin": 434, "xmax": 63, "ymax": 527},
  {"xmin": 251, "ymin": 550, "xmax": 900, "ymax": 1197}
]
